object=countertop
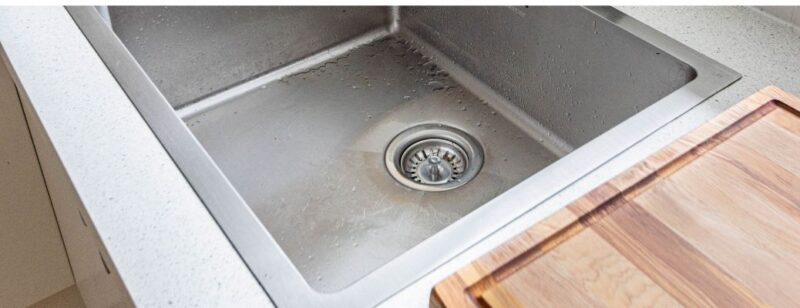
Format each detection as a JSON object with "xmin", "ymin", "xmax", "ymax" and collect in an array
[{"xmin": 0, "ymin": 6, "xmax": 798, "ymax": 308}]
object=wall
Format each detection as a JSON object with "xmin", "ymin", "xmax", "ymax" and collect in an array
[{"xmin": 757, "ymin": 6, "xmax": 800, "ymax": 28}]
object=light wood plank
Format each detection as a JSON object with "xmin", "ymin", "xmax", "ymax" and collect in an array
[{"xmin": 485, "ymin": 230, "xmax": 680, "ymax": 308}]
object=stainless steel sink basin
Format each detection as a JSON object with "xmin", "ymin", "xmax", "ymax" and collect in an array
[{"xmin": 69, "ymin": 6, "xmax": 739, "ymax": 307}]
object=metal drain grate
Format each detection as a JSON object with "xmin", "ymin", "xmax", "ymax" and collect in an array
[
  {"xmin": 403, "ymin": 138, "xmax": 466, "ymax": 184},
  {"xmin": 385, "ymin": 124, "xmax": 483, "ymax": 192}
]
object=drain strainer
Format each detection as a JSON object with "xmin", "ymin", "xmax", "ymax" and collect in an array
[{"xmin": 385, "ymin": 124, "xmax": 483, "ymax": 191}]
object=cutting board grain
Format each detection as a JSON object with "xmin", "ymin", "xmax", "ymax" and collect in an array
[{"xmin": 432, "ymin": 86, "xmax": 800, "ymax": 308}]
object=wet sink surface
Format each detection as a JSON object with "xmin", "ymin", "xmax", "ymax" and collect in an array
[
  {"xmin": 70, "ymin": 6, "xmax": 739, "ymax": 306},
  {"xmin": 186, "ymin": 36, "xmax": 559, "ymax": 290}
]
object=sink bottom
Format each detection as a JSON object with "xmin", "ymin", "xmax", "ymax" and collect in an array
[{"xmin": 185, "ymin": 35, "xmax": 562, "ymax": 291}]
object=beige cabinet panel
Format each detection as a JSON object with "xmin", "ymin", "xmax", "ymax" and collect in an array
[{"xmin": 0, "ymin": 55, "xmax": 74, "ymax": 307}]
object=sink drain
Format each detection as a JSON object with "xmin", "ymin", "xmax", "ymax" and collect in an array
[
  {"xmin": 385, "ymin": 124, "xmax": 483, "ymax": 191},
  {"xmin": 404, "ymin": 138, "xmax": 466, "ymax": 184}
]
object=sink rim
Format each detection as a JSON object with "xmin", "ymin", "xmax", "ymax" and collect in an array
[{"xmin": 67, "ymin": 6, "xmax": 740, "ymax": 307}]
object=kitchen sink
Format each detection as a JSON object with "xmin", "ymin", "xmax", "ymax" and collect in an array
[{"xmin": 69, "ymin": 6, "xmax": 739, "ymax": 307}]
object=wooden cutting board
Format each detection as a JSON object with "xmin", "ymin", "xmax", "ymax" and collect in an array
[{"xmin": 433, "ymin": 86, "xmax": 800, "ymax": 307}]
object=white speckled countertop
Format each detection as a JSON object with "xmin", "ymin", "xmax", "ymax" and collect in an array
[{"xmin": 1, "ymin": 6, "xmax": 798, "ymax": 308}]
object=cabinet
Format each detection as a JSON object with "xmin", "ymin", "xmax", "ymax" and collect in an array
[{"xmin": 0, "ymin": 53, "xmax": 75, "ymax": 307}]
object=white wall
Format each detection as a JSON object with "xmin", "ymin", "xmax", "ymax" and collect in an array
[
  {"xmin": 0, "ymin": 51, "xmax": 75, "ymax": 307},
  {"xmin": 757, "ymin": 6, "xmax": 800, "ymax": 28}
]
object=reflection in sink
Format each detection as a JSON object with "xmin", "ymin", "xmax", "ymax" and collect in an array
[{"xmin": 71, "ymin": 6, "xmax": 738, "ymax": 306}]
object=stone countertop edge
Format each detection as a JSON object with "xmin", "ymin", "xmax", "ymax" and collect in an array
[
  {"xmin": 0, "ymin": 7, "xmax": 272, "ymax": 308},
  {"xmin": 1, "ymin": 5, "xmax": 799, "ymax": 308}
]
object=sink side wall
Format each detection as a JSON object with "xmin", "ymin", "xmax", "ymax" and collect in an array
[
  {"xmin": 401, "ymin": 6, "xmax": 697, "ymax": 147},
  {"xmin": 109, "ymin": 6, "xmax": 389, "ymax": 108}
]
